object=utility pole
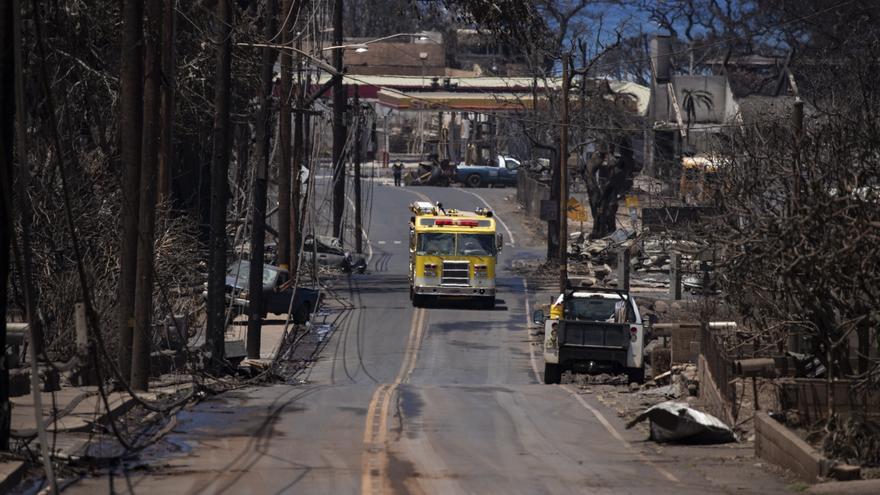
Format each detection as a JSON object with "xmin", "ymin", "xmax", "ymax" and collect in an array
[
  {"xmin": 277, "ymin": 0, "xmax": 292, "ymax": 270},
  {"xmin": 247, "ymin": 0, "xmax": 277, "ymax": 360},
  {"xmin": 353, "ymin": 85, "xmax": 363, "ymax": 254},
  {"xmin": 1, "ymin": 0, "xmax": 16, "ymax": 450},
  {"xmin": 331, "ymin": 0, "xmax": 346, "ymax": 240},
  {"xmin": 157, "ymin": 0, "xmax": 175, "ymax": 203},
  {"xmin": 132, "ymin": 0, "xmax": 164, "ymax": 390},
  {"xmin": 10, "ymin": 0, "xmax": 55, "ymax": 483},
  {"xmin": 291, "ymin": 32, "xmax": 304, "ymax": 278},
  {"xmin": 117, "ymin": 0, "xmax": 144, "ymax": 383},
  {"xmin": 792, "ymin": 99, "xmax": 804, "ymax": 211},
  {"xmin": 206, "ymin": 0, "xmax": 232, "ymax": 366},
  {"xmin": 558, "ymin": 53, "xmax": 570, "ymax": 292}
]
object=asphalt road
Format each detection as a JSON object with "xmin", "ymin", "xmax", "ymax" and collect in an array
[{"xmin": 68, "ymin": 180, "xmax": 790, "ymax": 494}]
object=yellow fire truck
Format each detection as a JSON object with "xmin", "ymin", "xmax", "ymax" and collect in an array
[{"xmin": 409, "ymin": 201, "xmax": 503, "ymax": 308}]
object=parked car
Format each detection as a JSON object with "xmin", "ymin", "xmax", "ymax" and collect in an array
[
  {"xmin": 455, "ymin": 156, "xmax": 520, "ymax": 188},
  {"xmin": 222, "ymin": 260, "xmax": 321, "ymax": 324},
  {"xmin": 303, "ymin": 234, "xmax": 367, "ymax": 273},
  {"xmin": 533, "ymin": 286, "xmax": 645, "ymax": 384}
]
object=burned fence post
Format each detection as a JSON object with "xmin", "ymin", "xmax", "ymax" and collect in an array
[
  {"xmin": 669, "ymin": 252, "xmax": 682, "ymax": 300},
  {"xmin": 617, "ymin": 248, "xmax": 630, "ymax": 292}
]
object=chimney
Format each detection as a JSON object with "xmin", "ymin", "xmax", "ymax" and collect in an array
[{"xmin": 650, "ymin": 35, "xmax": 673, "ymax": 84}]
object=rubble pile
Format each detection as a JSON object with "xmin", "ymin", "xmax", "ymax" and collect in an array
[
  {"xmin": 642, "ymin": 363, "xmax": 700, "ymax": 400},
  {"xmin": 566, "ymin": 231, "xmax": 712, "ymax": 291}
]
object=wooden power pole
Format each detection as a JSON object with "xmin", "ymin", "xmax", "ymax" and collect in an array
[
  {"xmin": 0, "ymin": 0, "xmax": 16, "ymax": 451},
  {"xmin": 247, "ymin": 0, "xmax": 277, "ymax": 359},
  {"xmin": 278, "ymin": 0, "xmax": 292, "ymax": 269},
  {"xmin": 157, "ymin": 0, "xmax": 176, "ymax": 204},
  {"xmin": 558, "ymin": 53, "xmax": 570, "ymax": 292},
  {"xmin": 131, "ymin": 0, "xmax": 164, "ymax": 390},
  {"xmin": 353, "ymin": 85, "xmax": 363, "ymax": 254},
  {"xmin": 117, "ymin": 0, "xmax": 144, "ymax": 383},
  {"xmin": 331, "ymin": 0, "xmax": 346, "ymax": 240},
  {"xmin": 206, "ymin": 0, "xmax": 232, "ymax": 365}
]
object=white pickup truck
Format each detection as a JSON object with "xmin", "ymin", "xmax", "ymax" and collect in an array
[{"xmin": 533, "ymin": 287, "xmax": 645, "ymax": 384}]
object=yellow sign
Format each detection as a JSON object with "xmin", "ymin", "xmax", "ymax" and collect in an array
[
  {"xmin": 625, "ymin": 194, "xmax": 640, "ymax": 208},
  {"xmin": 567, "ymin": 198, "xmax": 589, "ymax": 222}
]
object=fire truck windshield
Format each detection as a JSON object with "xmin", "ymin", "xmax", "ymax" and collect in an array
[{"xmin": 417, "ymin": 233, "xmax": 496, "ymax": 256}]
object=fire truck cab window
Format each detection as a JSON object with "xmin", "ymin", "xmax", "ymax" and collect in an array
[
  {"xmin": 418, "ymin": 233, "xmax": 455, "ymax": 255},
  {"xmin": 458, "ymin": 233, "xmax": 496, "ymax": 256}
]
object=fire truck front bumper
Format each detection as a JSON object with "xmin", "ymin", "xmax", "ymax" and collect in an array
[{"xmin": 413, "ymin": 286, "xmax": 496, "ymax": 297}]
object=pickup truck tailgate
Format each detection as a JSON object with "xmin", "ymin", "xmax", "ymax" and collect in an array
[{"xmin": 559, "ymin": 321, "xmax": 629, "ymax": 348}]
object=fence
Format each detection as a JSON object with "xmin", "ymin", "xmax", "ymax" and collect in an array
[
  {"xmin": 699, "ymin": 324, "xmax": 739, "ymax": 421},
  {"xmin": 779, "ymin": 379, "xmax": 880, "ymax": 424}
]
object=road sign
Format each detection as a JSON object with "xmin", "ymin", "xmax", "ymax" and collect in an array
[
  {"xmin": 567, "ymin": 198, "xmax": 589, "ymax": 222},
  {"xmin": 625, "ymin": 194, "xmax": 639, "ymax": 208}
]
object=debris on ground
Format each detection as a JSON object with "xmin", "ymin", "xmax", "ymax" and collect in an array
[
  {"xmin": 626, "ymin": 400, "xmax": 736, "ymax": 444},
  {"xmin": 821, "ymin": 414, "xmax": 880, "ymax": 467},
  {"xmin": 565, "ymin": 372, "xmax": 629, "ymax": 386}
]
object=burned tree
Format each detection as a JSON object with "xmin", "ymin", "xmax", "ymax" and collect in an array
[{"xmin": 581, "ymin": 134, "xmax": 637, "ymax": 238}]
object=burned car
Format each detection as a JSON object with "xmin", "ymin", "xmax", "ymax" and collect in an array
[
  {"xmin": 221, "ymin": 260, "xmax": 321, "ymax": 324},
  {"xmin": 303, "ymin": 235, "xmax": 367, "ymax": 273}
]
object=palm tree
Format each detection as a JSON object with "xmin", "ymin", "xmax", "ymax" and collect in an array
[{"xmin": 681, "ymin": 88, "xmax": 714, "ymax": 138}]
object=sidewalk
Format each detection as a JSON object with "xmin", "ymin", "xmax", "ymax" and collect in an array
[{"xmin": 1, "ymin": 377, "xmax": 193, "ymax": 487}]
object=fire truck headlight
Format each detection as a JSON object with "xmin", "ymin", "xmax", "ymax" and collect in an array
[
  {"xmin": 474, "ymin": 264, "xmax": 488, "ymax": 278},
  {"xmin": 424, "ymin": 263, "xmax": 438, "ymax": 277}
]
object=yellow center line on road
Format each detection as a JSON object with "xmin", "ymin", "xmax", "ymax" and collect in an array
[{"xmin": 361, "ymin": 307, "xmax": 427, "ymax": 495}]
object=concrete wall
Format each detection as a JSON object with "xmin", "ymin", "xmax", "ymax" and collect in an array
[
  {"xmin": 755, "ymin": 411, "xmax": 830, "ymax": 483},
  {"xmin": 517, "ymin": 172, "xmax": 550, "ymax": 219}
]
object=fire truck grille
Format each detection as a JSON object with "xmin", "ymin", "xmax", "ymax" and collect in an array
[{"xmin": 441, "ymin": 261, "xmax": 470, "ymax": 286}]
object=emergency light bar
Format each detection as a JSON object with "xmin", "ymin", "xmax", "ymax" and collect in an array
[{"xmin": 434, "ymin": 219, "xmax": 480, "ymax": 227}]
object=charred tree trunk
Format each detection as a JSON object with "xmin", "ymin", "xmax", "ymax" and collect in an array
[
  {"xmin": 207, "ymin": 0, "xmax": 233, "ymax": 365},
  {"xmin": 583, "ymin": 136, "xmax": 635, "ymax": 239},
  {"xmin": 247, "ymin": 0, "xmax": 277, "ymax": 359},
  {"xmin": 157, "ymin": 0, "xmax": 175, "ymax": 204},
  {"xmin": 117, "ymin": 0, "xmax": 144, "ymax": 382},
  {"xmin": 277, "ymin": 0, "xmax": 292, "ymax": 269},
  {"xmin": 131, "ymin": 0, "xmax": 163, "ymax": 391}
]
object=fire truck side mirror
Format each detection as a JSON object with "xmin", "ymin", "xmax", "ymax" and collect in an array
[{"xmin": 496, "ymin": 233, "xmax": 503, "ymax": 251}]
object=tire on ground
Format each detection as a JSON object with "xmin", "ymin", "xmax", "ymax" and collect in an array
[{"xmin": 467, "ymin": 174, "xmax": 482, "ymax": 188}]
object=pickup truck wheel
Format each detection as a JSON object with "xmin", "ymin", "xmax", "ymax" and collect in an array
[
  {"xmin": 544, "ymin": 363, "xmax": 561, "ymax": 384},
  {"xmin": 627, "ymin": 367, "xmax": 645, "ymax": 384},
  {"xmin": 466, "ymin": 174, "xmax": 482, "ymax": 188}
]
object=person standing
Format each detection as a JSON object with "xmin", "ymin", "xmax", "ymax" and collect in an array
[{"xmin": 392, "ymin": 161, "xmax": 403, "ymax": 187}]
